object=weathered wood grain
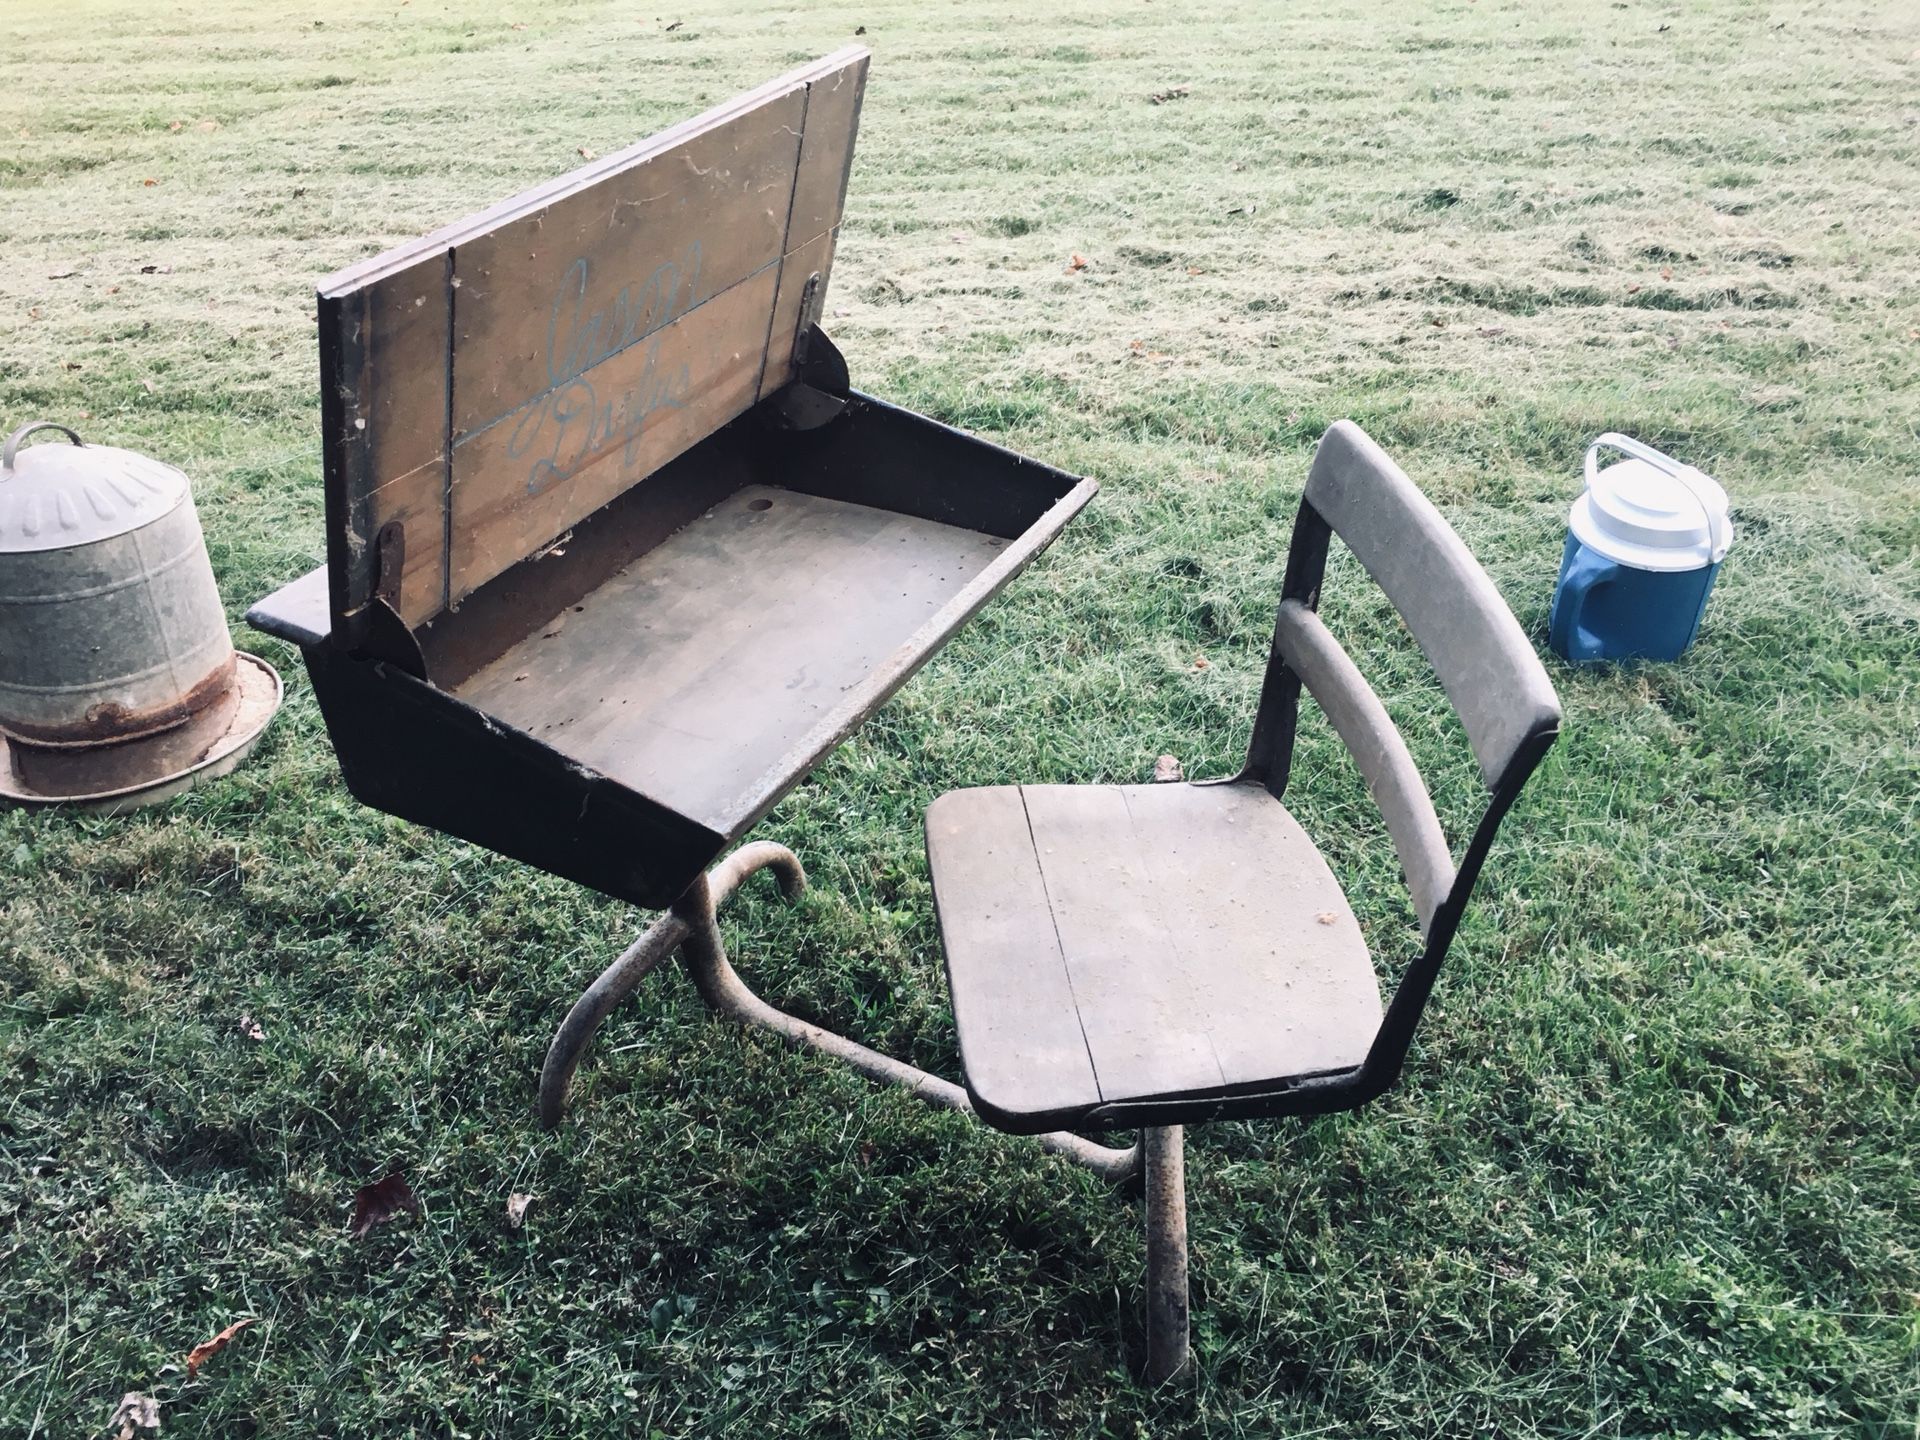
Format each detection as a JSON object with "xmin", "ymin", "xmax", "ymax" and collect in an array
[
  {"xmin": 447, "ymin": 265, "xmax": 778, "ymax": 602},
  {"xmin": 317, "ymin": 47, "xmax": 869, "ymax": 635},
  {"xmin": 787, "ymin": 52, "xmax": 868, "ymax": 247},
  {"xmin": 1021, "ymin": 784, "xmax": 1231, "ymax": 1101},
  {"xmin": 926, "ymin": 780, "xmax": 1383, "ymax": 1127},
  {"xmin": 448, "ymin": 87, "xmax": 807, "ymax": 441},
  {"xmin": 318, "ymin": 253, "xmax": 450, "ymax": 631},
  {"xmin": 927, "ymin": 785, "xmax": 1104, "ymax": 1125},
  {"xmin": 449, "ymin": 484, "xmax": 1009, "ymax": 832}
]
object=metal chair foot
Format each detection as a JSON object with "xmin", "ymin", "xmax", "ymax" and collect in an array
[{"xmin": 1144, "ymin": 1124, "xmax": 1192, "ymax": 1383}]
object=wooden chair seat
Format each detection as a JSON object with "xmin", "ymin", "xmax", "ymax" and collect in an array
[{"xmin": 926, "ymin": 779, "xmax": 1382, "ymax": 1134}]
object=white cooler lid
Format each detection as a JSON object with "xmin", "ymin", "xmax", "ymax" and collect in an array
[{"xmin": 1571, "ymin": 455, "xmax": 1732, "ymax": 573}]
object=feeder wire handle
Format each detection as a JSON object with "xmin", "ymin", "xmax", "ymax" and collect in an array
[{"xmin": 3, "ymin": 422, "xmax": 86, "ymax": 473}]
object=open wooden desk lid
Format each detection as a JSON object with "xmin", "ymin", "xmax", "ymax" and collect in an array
[
  {"xmin": 318, "ymin": 47, "xmax": 869, "ymax": 649},
  {"xmin": 252, "ymin": 48, "xmax": 1097, "ymax": 906}
]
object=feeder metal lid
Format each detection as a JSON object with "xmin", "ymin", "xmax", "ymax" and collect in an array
[{"xmin": 0, "ymin": 421, "xmax": 191, "ymax": 554}]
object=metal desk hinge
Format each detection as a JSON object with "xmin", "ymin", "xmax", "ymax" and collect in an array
[
  {"xmin": 765, "ymin": 313, "xmax": 852, "ymax": 432},
  {"xmin": 792, "ymin": 272, "xmax": 824, "ymax": 366},
  {"xmin": 358, "ymin": 520, "xmax": 428, "ymax": 679},
  {"xmin": 374, "ymin": 521, "xmax": 406, "ymax": 610}
]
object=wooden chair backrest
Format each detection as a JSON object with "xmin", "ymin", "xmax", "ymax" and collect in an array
[
  {"xmin": 1302, "ymin": 421, "xmax": 1561, "ymax": 790},
  {"xmin": 318, "ymin": 48, "xmax": 869, "ymax": 643},
  {"xmin": 1248, "ymin": 421, "xmax": 1561, "ymax": 938}
]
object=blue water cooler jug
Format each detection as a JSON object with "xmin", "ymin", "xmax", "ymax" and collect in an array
[{"xmin": 1550, "ymin": 433, "xmax": 1733, "ymax": 664}]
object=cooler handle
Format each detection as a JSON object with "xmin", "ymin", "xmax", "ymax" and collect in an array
[
  {"xmin": 1550, "ymin": 543, "xmax": 1621, "ymax": 663},
  {"xmin": 1585, "ymin": 432, "xmax": 1731, "ymax": 563}
]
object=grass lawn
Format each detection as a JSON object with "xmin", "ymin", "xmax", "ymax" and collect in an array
[{"xmin": 4, "ymin": 0, "xmax": 1918, "ymax": 1433}]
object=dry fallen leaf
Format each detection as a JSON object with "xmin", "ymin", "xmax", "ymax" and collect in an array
[
  {"xmin": 577, "ymin": 146, "xmax": 595, "ymax": 161},
  {"xmin": 237, "ymin": 1012, "xmax": 263, "ymax": 1040},
  {"xmin": 1191, "ymin": 656, "xmax": 1210, "ymax": 671},
  {"xmin": 1065, "ymin": 253, "xmax": 1090, "ymax": 273},
  {"xmin": 142, "ymin": 178, "xmax": 157, "ymax": 187},
  {"xmin": 506, "ymin": 1192, "xmax": 534, "ymax": 1228},
  {"xmin": 1153, "ymin": 754, "xmax": 1184, "ymax": 783},
  {"xmin": 1316, "ymin": 911, "xmax": 1339, "ymax": 926},
  {"xmin": 167, "ymin": 120, "xmax": 184, "ymax": 133},
  {"xmin": 349, "ymin": 1172, "xmax": 420, "ymax": 1239},
  {"xmin": 186, "ymin": 1317, "xmax": 255, "ymax": 1380},
  {"xmin": 1626, "ymin": 282, "xmax": 1642, "ymax": 294},
  {"xmin": 107, "ymin": 1391, "xmax": 160, "ymax": 1438},
  {"xmin": 1660, "ymin": 265, "xmax": 1674, "ymax": 280}
]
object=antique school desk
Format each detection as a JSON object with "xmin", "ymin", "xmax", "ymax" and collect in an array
[{"xmin": 247, "ymin": 51, "xmax": 1139, "ymax": 1175}]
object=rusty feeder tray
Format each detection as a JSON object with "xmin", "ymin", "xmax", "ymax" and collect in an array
[{"xmin": 0, "ymin": 421, "xmax": 281, "ymax": 814}]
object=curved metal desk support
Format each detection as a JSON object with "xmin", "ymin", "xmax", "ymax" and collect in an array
[
  {"xmin": 538, "ymin": 842, "xmax": 1145, "ymax": 1188},
  {"xmin": 537, "ymin": 842, "xmax": 1175, "ymax": 1370}
]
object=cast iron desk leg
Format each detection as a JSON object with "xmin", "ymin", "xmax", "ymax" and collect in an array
[{"xmin": 538, "ymin": 841, "xmax": 1142, "ymax": 1184}]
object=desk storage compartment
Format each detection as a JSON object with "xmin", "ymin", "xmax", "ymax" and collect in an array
[
  {"xmin": 253, "ymin": 387, "xmax": 1092, "ymax": 906},
  {"xmin": 247, "ymin": 49, "xmax": 1096, "ymax": 907}
]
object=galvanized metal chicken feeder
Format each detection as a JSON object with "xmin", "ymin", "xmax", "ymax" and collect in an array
[{"xmin": 0, "ymin": 421, "xmax": 280, "ymax": 814}]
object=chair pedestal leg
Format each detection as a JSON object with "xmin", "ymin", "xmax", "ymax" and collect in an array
[{"xmin": 1144, "ymin": 1124, "xmax": 1191, "ymax": 1383}]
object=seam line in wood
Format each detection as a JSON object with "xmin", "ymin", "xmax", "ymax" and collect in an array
[
  {"xmin": 754, "ymin": 77, "xmax": 815, "ymax": 403},
  {"xmin": 440, "ymin": 253, "xmax": 457, "ymax": 615},
  {"xmin": 1018, "ymin": 784, "xmax": 1105, "ymax": 1104}
]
